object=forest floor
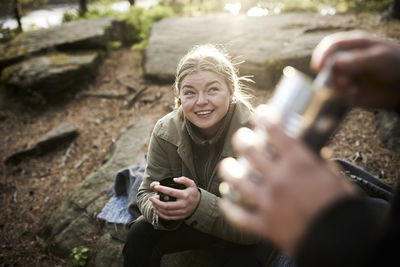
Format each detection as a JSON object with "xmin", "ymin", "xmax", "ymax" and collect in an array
[{"xmin": 1, "ymin": 15, "xmax": 400, "ymax": 266}]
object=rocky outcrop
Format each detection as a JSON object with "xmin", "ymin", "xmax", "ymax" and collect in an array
[
  {"xmin": 0, "ymin": 18, "xmax": 129, "ymax": 69},
  {"xmin": 0, "ymin": 18, "xmax": 132, "ymax": 97},
  {"xmin": 5, "ymin": 122, "xmax": 79, "ymax": 164},
  {"xmin": 144, "ymin": 13, "xmax": 358, "ymax": 89},
  {"xmin": 1, "ymin": 51, "xmax": 101, "ymax": 95},
  {"xmin": 44, "ymin": 116, "xmax": 154, "ymax": 265}
]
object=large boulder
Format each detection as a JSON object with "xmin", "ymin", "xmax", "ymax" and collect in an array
[
  {"xmin": 1, "ymin": 51, "xmax": 101, "ymax": 95},
  {"xmin": 0, "ymin": 18, "xmax": 131, "ymax": 69},
  {"xmin": 144, "ymin": 13, "xmax": 358, "ymax": 89}
]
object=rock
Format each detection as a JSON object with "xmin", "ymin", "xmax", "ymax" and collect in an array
[
  {"xmin": 5, "ymin": 122, "xmax": 79, "ymax": 164},
  {"xmin": 37, "ymin": 122, "xmax": 79, "ymax": 150},
  {"xmin": 46, "ymin": 116, "xmax": 154, "ymax": 259},
  {"xmin": 94, "ymin": 233, "xmax": 124, "ymax": 267},
  {"xmin": 1, "ymin": 51, "xmax": 101, "ymax": 95},
  {"xmin": 0, "ymin": 18, "xmax": 131, "ymax": 69},
  {"xmin": 144, "ymin": 13, "xmax": 356, "ymax": 88},
  {"xmin": 51, "ymin": 214, "xmax": 100, "ymax": 258},
  {"xmin": 377, "ymin": 110, "xmax": 400, "ymax": 154}
]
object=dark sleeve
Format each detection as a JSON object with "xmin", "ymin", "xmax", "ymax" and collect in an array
[{"xmin": 294, "ymin": 196, "xmax": 390, "ymax": 267}]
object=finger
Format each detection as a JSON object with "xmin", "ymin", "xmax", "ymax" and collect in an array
[
  {"xmin": 311, "ymin": 31, "xmax": 373, "ymax": 72},
  {"xmin": 334, "ymin": 47, "xmax": 384, "ymax": 76},
  {"xmin": 219, "ymin": 158, "xmax": 262, "ymax": 193},
  {"xmin": 232, "ymin": 127, "xmax": 275, "ymax": 171},
  {"xmin": 219, "ymin": 199, "xmax": 268, "ymax": 239},
  {"xmin": 150, "ymin": 181, "xmax": 160, "ymax": 190},
  {"xmin": 153, "ymin": 184, "xmax": 182, "ymax": 199},
  {"xmin": 153, "ymin": 202, "xmax": 185, "ymax": 220},
  {"xmin": 218, "ymin": 158, "xmax": 263, "ymax": 207},
  {"xmin": 150, "ymin": 196, "xmax": 185, "ymax": 213},
  {"xmin": 173, "ymin": 176, "xmax": 196, "ymax": 187}
]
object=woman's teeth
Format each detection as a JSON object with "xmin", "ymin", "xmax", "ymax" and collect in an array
[{"xmin": 196, "ymin": 111, "xmax": 212, "ymax": 115}]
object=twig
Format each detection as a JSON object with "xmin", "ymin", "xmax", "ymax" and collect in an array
[
  {"xmin": 12, "ymin": 187, "xmax": 18, "ymax": 203},
  {"xmin": 126, "ymin": 87, "xmax": 148, "ymax": 109},
  {"xmin": 60, "ymin": 142, "xmax": 74, "ymax": 167},
  {"xmin": 79, "ymin": 92, "xmax": 127, "ymax": 99},
  {"xmin": 116, "ymin": 78, "xmax": 137, "ymax": 93},
  {"xmin": 74, "ymin": 159, "xmax": 84, "ymax": 169}
]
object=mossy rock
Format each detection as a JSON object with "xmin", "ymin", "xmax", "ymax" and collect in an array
[{"xmin": 1, "ymin": 51, "xmax": 101, "ymax": 95}]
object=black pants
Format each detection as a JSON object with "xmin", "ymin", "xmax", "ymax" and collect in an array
[{"xmin": 123, "ymin": 219, "xmax": 273, "ymax": 267}]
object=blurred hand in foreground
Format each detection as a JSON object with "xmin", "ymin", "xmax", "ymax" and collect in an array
[
  {"xmin": 311, "ymin": 31, "xmax": 400, "ymax": 108},
  {"xmin": 218, "ymin": 108, "xmax": 357, "ymax": 255}
]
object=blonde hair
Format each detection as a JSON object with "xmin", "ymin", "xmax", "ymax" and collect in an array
[{"xmin": 174, "ymin": 44, "xmax": 253, "ymax": 112}]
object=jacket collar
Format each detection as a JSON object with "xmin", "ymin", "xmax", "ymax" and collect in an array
[
  {"xmin": 184, "ymin": 103, "xmax": 235, "ymax": 146},
  {"xmin": 157, "ymin": 100, "xmax": 253, "ymax": 177}
]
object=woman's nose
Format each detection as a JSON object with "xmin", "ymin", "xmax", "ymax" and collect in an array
[{"xmin": 196, "ymin": 93, "xmax": 208, "ymax": 105}]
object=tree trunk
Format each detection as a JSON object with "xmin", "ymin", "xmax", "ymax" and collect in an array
[
  {"xmin": 393, "ymin": 0, "xmax": 400, "ymax": 14},
  {"xmin": 13, "ymin": 0, "xmax": 23, "ymax": 32},
  {"xmin": 382, "ymin": 0, "xmax": 400, "ymax": 20},
  {"xmin": 79, "ymin": 0, "xmax": 87, "ymax": 16},
  {"xmin": 128, "ymin": 0, "xmax": 135, "ymax": 5}
]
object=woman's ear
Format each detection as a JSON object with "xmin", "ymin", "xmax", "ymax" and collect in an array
[{"xmin": 229, "ymin": 84, "xmax": 234, "ymax": 101}]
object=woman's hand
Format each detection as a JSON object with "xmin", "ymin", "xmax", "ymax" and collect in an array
[
  {"xmin": 311, "ymin": 30, "xmax": 400, "ymax": 108},
  {"xmin": 218, "ymin": 110, "xmax": 356, "ymax": 255},
  {"xmin": 149, "ymin": 177, "xmax": 201, "ymax": 221}
]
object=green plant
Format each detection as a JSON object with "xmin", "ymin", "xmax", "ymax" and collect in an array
[
  {"xmin": 123, "ymin": 5, "xmax": 175, "ymax": 53},
  {"xmin": 108, "ymin": 41, "xmax": 122, "ymax": 50},
  {"xmin": 62, "ymin": 1, "xmax": 174, "ymax": 54},
  {"xmin": 70, "ymin": 246, "xmax": 89, "ymax": 266}
]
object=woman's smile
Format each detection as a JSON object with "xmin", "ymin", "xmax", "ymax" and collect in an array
[{"xmin": 195, "ymin": 110, "xmax": 213, "ymax": 117}]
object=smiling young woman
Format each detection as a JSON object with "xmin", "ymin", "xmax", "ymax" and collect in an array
[{"xmin": 122, "ymin": 44, "xmax": 274, "ymax": 267}]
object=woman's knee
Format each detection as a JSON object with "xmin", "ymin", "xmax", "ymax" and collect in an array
[{"xmin": 124, "ymin": 219, "xmax": 158, "ymax": 254}]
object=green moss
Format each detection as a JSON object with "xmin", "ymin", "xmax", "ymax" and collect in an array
[
  {"xmin": 0, "ymin": 43, "xmax": 30, "ymax": 61},
  {"xmin": 1, "ymin": 63, "xmax": 22, "ymax": 81},
  {"xmin": 48, "ymin": 53, "xmax": 72, "ymax": 66},
  {"xmin": 108, "ymin": 41, "xmax": 122, "ymax": 50}
]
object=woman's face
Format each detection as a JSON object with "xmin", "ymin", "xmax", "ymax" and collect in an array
[{"xmin": 180, "ymin": 71, "xmax": 233, "ymax": 138}]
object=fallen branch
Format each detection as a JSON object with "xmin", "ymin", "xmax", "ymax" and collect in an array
[
  {"xmin": 79, "ymin": 92, "xmax": 127, "ymax": 99},
  {"xmin": 60, "ymin": 142, "xmax": 74, "ymax": 167},
  {"xmin": 126, "ymin": 87, "xmax": 148, "ymax": 109},
  {"xmin": 116, "ymin": 78, "xmax": 137, "ymax": 93}
]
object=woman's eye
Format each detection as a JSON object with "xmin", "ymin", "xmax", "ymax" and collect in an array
[
  {"xmin": 183, "ymin": 91, "xmax": 195, "ymax": 96},
  {"xmin": 209, "ymin": 87, "xmax": 219, "ymax": 92}
]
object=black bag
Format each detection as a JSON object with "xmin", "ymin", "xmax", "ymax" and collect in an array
[{"xmin": 334, "ymin": 159, "xmax": 393, "ymax": 201}]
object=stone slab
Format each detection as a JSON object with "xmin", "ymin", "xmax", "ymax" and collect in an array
[
  {"xmin": 1, "ymin": 51, "xmax": 101, "ymax": 94},
  {"xmin": 144, "ymin": 13, "xmax": 357, "ymax": 89},
  {"xmin": 0, "ymin": 18, "xmax": 128, "ymax": 69},
  {"xmin": 46, "ymin": 116, "xmax": 154, "ymax": 259}
]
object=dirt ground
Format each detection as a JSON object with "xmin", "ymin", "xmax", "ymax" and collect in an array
[{"xmin": 1, "ymin": 17, "xmax": 400, "ymax": 266}]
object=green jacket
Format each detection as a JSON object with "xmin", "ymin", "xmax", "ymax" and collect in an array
[{"xmin": 137, "ymin": 100, "xmax": 259, "ymax": 244}]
